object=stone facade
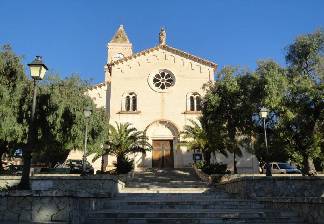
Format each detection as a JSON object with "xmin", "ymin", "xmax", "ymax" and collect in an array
[{"xmin": 74, "ymin": 25, "xmax": 259, "ymax": 172}]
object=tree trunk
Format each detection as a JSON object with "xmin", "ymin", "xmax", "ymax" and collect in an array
[
  {"xmin": 18, "ymin": 79, "xmax": 38, "ymax": 189},
  {"xmin": 203, "ymin": 151, "xmax": 211, "ymax": 165},
  {"xmin": 303, "ymin": 155, "xmax": 317, "ymax": 176},
  {"xmin": 233, "ymin": 151, "xmax": 237, "ymax": 174},
  {"xmin": 18, "ymin": 146, "xmax": 32, "ymax": 189},
  {"xmin": 0, "ymin": 150, "xmax": 4, "ymax": 172},
  {"xmin": 0, "ymin": 142, "xmax": 8, "ymax": 172},
  {"xmin": 101, "ymin": 153, "xmax": 106, "ymax": 173},
  {"xmin": 117, "ymin": 155, "xmax": 122, "ymax": 166}
]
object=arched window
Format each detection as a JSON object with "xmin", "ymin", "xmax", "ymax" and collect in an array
[
  {"xmin": 132, "ymin": 95, "xmax": 137, "ymax": 111},
  {"xmin": 122, "ymin": 92, "xmax": 137, "ymax": 112},
  {"xmin": 196, "ymin": 95, "xmax": 202, "ymax": 111},
  {"xmin": 187, "ymin": 92, "xmax": 202, "ymax": 112},
  {"xmin": 190, "ymin": 96, "xmax": 195, "ymax": 111},
  {"xmin": 125, "ymin": 96, "xmax": 130, "ymax": 111}
]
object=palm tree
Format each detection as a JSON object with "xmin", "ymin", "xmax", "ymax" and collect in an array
[
  {"xmin": 106, "ymin": 122, "xmax": 151, "ymax": 171},
  {"xmin": 181, "ymin": 119, "xmax": 227, "ymax": 165}
]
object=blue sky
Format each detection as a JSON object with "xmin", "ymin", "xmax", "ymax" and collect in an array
[{"xmin": 1, "ymin": 0, "xmax": 323, "ymax": 84}]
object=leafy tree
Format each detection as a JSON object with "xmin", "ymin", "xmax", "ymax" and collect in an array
[
  {"xmin": 105, "ymin": 122, "xmax": 151, "ymax": 173},
  {"xmin": 181, "ymin": 119, "xmax": 223, "ymax": 165},
  {"xmin": 0, "ymin": 45, "xmax": 29, "ymax": 171},
  {"xmin": 31, "ymin": 75, "xmax": 109, "ymax": 167},
  {"xmin": 282, "ymin": 30, "xmax": 324, "ymax": 175},
  {"xmin": 87, "ymin": 109, "xmax": 110, "ymax": 172},
  {"xmin": 17, "ymin": 73, "xmax": 111, "ymax": 188},
  {"xmin": 202, "ymin": 66, "xmax": 250, "ymax": 173},
  {"xmin": 252, "ymin": 61, "xmax": 291, "ymax": 164}
]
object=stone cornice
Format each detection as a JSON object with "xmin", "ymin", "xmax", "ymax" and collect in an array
[
  {"xmin": 87, "ymin": 81, "xmax": 110, "ymax": 90},
  {"xmin": 107, "ymin": 44, "xmax": 217, "ymax": 70},
  {"xmin": 183, "ymin": 111, "xmax": 202, "ymax": 115},
  {"xmin": 117, "ymin": 111, "xmax": 141, "ymax": 114}
]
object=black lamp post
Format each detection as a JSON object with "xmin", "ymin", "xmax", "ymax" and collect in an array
[
  {"xmin": 82, "ymin": 106, "xmax": 92, "ymax": 175},
  {"xmin": 19, "ymin": 56, "xmax": 48, "ymax": 189},
  {"xmin": 259, "ymin": 107, "xmax": 272, "ymax": 176}
]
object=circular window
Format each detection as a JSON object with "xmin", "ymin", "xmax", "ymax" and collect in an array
[{"xmin": 148, "ymin": 69, "xmax": 175, "ymax": 92}]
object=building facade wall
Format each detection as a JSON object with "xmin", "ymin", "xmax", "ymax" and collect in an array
[
  {"xmin": 108, "ymin": 48, "xmax": 213, "ymax": 168},
  {"xmin": 68, "ymin": 27, "xmax": 259, "ymax": 173}
]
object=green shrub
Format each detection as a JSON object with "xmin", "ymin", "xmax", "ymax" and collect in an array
[
  {"xmin": 113, "ymin": 156, "xmax": 134, "ymax": 174},
  {"xmin": 195, "ymin": 161, "xmax": 229, "ymax": 175},
  {"xmin": 195, "ymin": 161, "xmax": 205, "ymax": 169}
]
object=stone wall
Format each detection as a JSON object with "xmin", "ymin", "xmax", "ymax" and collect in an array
[
  {"xmin": 193, "ymin": 165, "xmax": 211, "ymax": 184},
  {"xmin": 218, "ymin": 176, "xmax": 324, "ymax": 224},
  {"xmin": 0, "ymin": 175, "xmax": 125, "ymax": 223},
  {"xmin": 219, "ymin": 176, "xmax": 324, "ymax": 198},
  {"xmin": 0, "ymin": 190, "xmax": 117, "ymax": 223},
  {"xmin": 259, "ymin": 197, "xmax": 324, "ymax": 224},
  {"xmin": 0, "ymin": 175, "xmax": 124, "ymax": 194},
  {"xmin": 193, "ymin": 164, "xmax": 269, "ymax": 184},
  {"xmin": 0, "ymin": 176, "xmax": 20, "ymax": 189}
]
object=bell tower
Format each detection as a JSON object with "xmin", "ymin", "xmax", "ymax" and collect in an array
[{"xmin": 107, "ymin": 25, "xmax": 133, "ymax": 63}]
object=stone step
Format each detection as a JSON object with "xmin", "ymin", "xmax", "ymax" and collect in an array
[
  {"xmin": 126, "ymin": 180, "xmax": 206, "ymax": 186},
  {"xmin": 103, "ymin": 204, "xmax": 265, "ymax": 210},
  {"xmin": 102, "ymin": 199, "xmax": 265, "ymax": 210},
  {"xmin": 126, "ymin": 185, "xmax": 207, "ymax": 189},
  {"xmin": 85, "ymin": 217, "xmax": 305, "ymax": 224},
  {"xmin": 87, "ymin": 209, "xmax": 299, "ymax": 219},
  {"xmin": 129, "ymin": 177, "xmax": 202, "ymax": 181},
  {"xmin": 0, "ymin": 222, "xmax": 69, "ymax": 224},
  {"xmin": 116, "ymin": 193, "xmax": 233, "ymax": 199},
  {"xmin": 118, "ymin": 187, "xmax": 226, "ymax": 193},
  {"xmin": 89, "ymin": 169, "xmax": 304, "ymax": 223}
]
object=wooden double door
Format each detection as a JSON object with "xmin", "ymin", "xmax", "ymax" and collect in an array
[{"xmin": 152, "ymin": 140, "xmax": 174, "ymax": 168}]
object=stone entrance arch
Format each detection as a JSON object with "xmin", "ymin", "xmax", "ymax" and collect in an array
[
  {"xmin": 144, "ymin": 120, "xmax": 180, "ymax": 139},
  {"xmin": 144, "ymin": 120, "xmax": 180, "ymax": 168}
]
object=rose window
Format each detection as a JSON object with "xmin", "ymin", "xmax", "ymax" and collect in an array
[{"xmin": 152, "ymin": 71, "xmax": 175, "ymax": 90}]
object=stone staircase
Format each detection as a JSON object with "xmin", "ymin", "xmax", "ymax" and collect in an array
[{"xmin": 85, "ymin": 169, "xmax": 305, "ymax": 224}]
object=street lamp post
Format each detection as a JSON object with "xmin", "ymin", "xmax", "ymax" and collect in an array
[
  {"xmin": 82, "ymin": 106, "xmax": 92, "ymax": 175},
  {"xmin": 259, "ymin": 107, "xmax": 271, "ymax": 176},
  {"xmin": 101, "ymin": 143, "xmax": 110, "ymax": 173},
  {"xmin": 19, "ymin": 56, "xmax": 48, "ymax": 189}
]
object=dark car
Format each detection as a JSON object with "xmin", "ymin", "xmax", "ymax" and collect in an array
[{"xmin": 65, "ymin": 159, "xmax": 94, "ymax": 175}]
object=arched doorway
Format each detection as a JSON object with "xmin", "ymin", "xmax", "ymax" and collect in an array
[{"xmin": 145, "ymin": 120, "xmax": 179, "ymax": 169}]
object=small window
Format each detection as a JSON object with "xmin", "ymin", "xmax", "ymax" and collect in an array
[
  {"xmin": 190, "ymin": 96, "xmax": 195, "ymax": 111},
  {"xmin": 187, "ymin": 92, "xmax": 202, "ymax": 112},
  {"xmin": 132, "ymin": 95, "xmax": 137, "ymax": 111},
  {"xmin": 196, "ymin": 95, "xmax": 202, "ymax": 111},
  {"xmin": 122, "ymin": 92, "xmax": 137, "ymax": 112},
  {"xmin": 125, "ymin": 96, "xmax": 130, "ymax": 111}
]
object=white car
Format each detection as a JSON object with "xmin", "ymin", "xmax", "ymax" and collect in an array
[{"xmin": 262, "ymin": 162, "xmax": 302, "ymax": 174}]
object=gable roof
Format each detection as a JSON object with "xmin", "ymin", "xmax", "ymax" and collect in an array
[
  {"xmin": 110, "ymin": 25, "xmax": 130, "ymax": 44},
  {"xmin": 107, "ymin": 44, "xmax": 217, "ymax": 69}
]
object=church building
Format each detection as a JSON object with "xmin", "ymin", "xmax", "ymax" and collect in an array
[{"xmin": 70, "ymin": 25, "xmax": 258, "ymax": 173}]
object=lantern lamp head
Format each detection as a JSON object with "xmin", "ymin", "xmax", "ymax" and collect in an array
[
  {"xmin": 83, "ymin": 106, "xmax": 93, "ymax": 118},
  {"xmin": 28, "ymin": 56, "xmax": 48, "ymax": 80},
  {"xmin": 259, "ymin": 107, "xmax": 269, "ymax": 119}
]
